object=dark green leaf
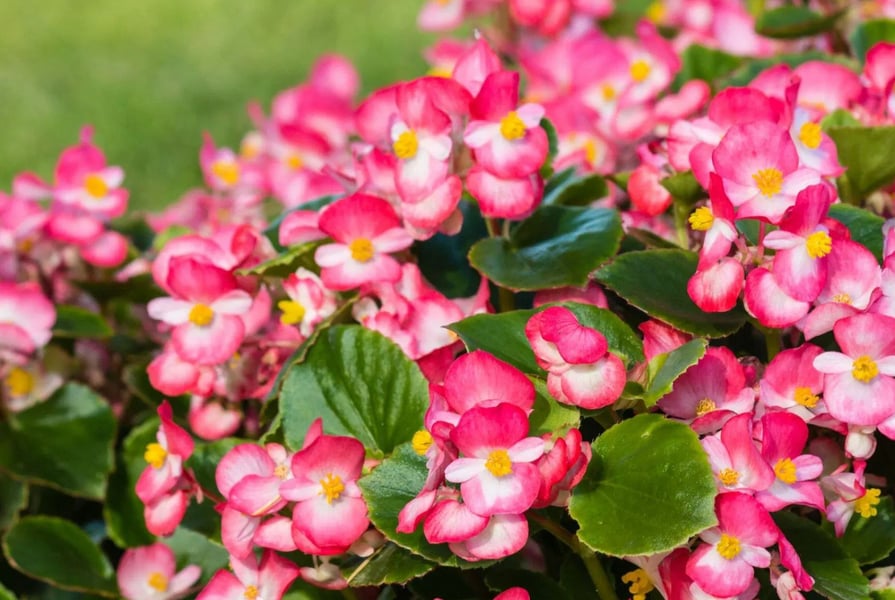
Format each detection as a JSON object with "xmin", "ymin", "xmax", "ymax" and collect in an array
[
  {"xmin": 358, "ymin": 443, "xmax": 488, "ymax": 568},
  {"xmin": 828, "ymin": 204, "xmax": 885, "ymax": 264},
  {"xmin": 103, "ymin": 419, "xmax": 157, "ymax": 548},
  {"xmin": 74, "ymin": 274, "xmax": 162, "ymax": 305},
  {"xmin": 280, "ymin": 326, "xmax": 429, "ymax": 455},
  {"xmin": 828, "ymin": 126, "xmax": 895, "ymax": 201},
  {"xmin": 570, "ymin": 414, "xmax": 717, "ymax": 555},
  {"xmin": 530, "ymin": 378, "xmax": 580, "ymax": 437},
  {"xmin": 0, "ymin": 472, "xmax": 26, "ymax": 531},
  {"xmin": 0, "ymin": 580, "xmax": 14, "ymax": 600},
  {"xmin": 3, "ymin": 517, "xmax": 116, "ymax": 596},
  {"xmin": 625, "ymin": 228, "xmax": 681, "ymax": 250},
  {"xmin": 660, "ymin": 172, "xmax": 706, "ymax": 206},
  {"xmin": 165, "ymin": 527, "xmax": 229, "ymax": 586},
  {"xmin": 559, "ymin": 555, "xmax": 600, "ymax": 600},
  {"xmin": 469, "ymin": 205, "xmax": 623, "ymax": 291},
  {"xmin": 415, "ymin": 199, "xmax": 487, "ymax": 298},
  {"xmin": 850, "ymin": 19, "xmax": 895, "ymax": 63},
  {"xmin": 672, "ymin": 45, "xmax": 744, "ymax": 91},
  {"xmin": 774, "ymin": 512, "xmax": 869, "ymax": 600},
  {"xmin": 595, "ymin": 249, "xmax": 747, "ymax": 338},
  {"xmin": 755, "ymin": 6, "xmax": 847, "ymax": 39},
  {"xmin": 0, "ymin": 384, "xmax": 115, "ymax": 499},
  {"xmin": 641, "ymin": 339, "xmax": 708, "ymax": 407},
  {"xmin": 544, "ymin": 174, "xmax": 609, "ymax": 207},
  {"xmin": 52, "ymin": 306, "xmax": 113, "ymax": 339},
  {"xmin": 343, "ymin": 542, "xmax": 434, "ymax": 586},
  {"xmin": 485, "ymin": 569, "xmax": 572, "ymax": 600},
  {"xmin": 237, "ymin": 240, "xmax": 324, "ymax": 278},
  {"xmin": 839, "ymin": 496, "xmax": 895, "ymax": 565}
]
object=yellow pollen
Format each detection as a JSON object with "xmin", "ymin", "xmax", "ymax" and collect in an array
[
  {"xmin": 621, "ymin": 569, "xmax": 654, "ymax": 600},
  {"xmin": 798, "ymin": 122, "xmax": 823, "ymax": 149},
  {"xmin": 630, "ymin": 60, "xmax": 651, "ymax": 82},
  {"xmin": 646, "ymin": 1, "xmax": 666, "ymax": 22},
  {"xmin": 412, "ymin": 430, "xmax": 433, "ymax": 455},
  {"xmin": 319, "ymin": 473, "xmax": 345, "ymax": 504},
  {"xmin": 695, "ymin": 398, "xmax": 716, "ymax": 417},
  {"xmin": 718, "ymin": 468, "xmax": 740, "ymax": 487},
  {"xmin": 211, "ymin": 161, "xmax": 240, "ymax": 186},
  {"xmin": 805, "ymin": 231, "xmax": 832, "ymax": 259},
  {"xmin": 717, "ymin": 533, "xmax": 741, "ymax": 560},
  {"xmin": 84, "ymin": 174, "xmax": 108, "ymax": 199},
  {"xmin": 274, "ymin": 464, "xmax": 289, "ymax": 480},
  {"xmin": 278, "ymin": 300, "xmax": 306, "ymax": 326},
  {"xmin": 4, "ymin": 367, "xmax": 35, "ymax": 397},
  {"xmin": 689, "ymin": 207, "xmax": 714, "ymax": 231},
  {"xmin": 240, "ymin": 141, "xmax": 260, "ymax": 160},
  {"xmin": 774, "ymin": 458, "xmax": 797, "ymax": 484},
  {"xmin": 18, "ymin": 238, "xmax": 34, "ymax": 253},
  {"xmin": 144, "ymin": 443, "xmax": 167, "ymax": 469},
  {"xmin": 752, "ymin": 168, "xmax": 783, "ymax": 197},
  {"xmin": 793, "ymin": 386, "xmax": 819, "ymax": 408},
  {"xmin": 393, "ymin": 130, "xmax": 419, "ymax": 160},
  {"xmin": 855, "ymin": 488, "xmax": 881, "ymax": 518},
  {"xmin": 833, "ymin": 292, "xmax": 852, "ymax": 304},
  {"xmin": 349, "ymin": 237, "xmax": 375, "ymax": 262},
  {"xmin": 583, "ymin": 139, "xmax": 598, "ymax": 165},
  {"xmin": 147, "ymin": 572, "xmax": 169, "ymax": 593},
  {"xmin": 244, "ymin": 585, "xmax": 259, "ymax": 600},
  {"xmin": 188, "ymin": 303, "xmax": 215, "ymax": 327},
  {"xmin": 427, "ymin": 66, "xmax": 453, "ymax": 78},
  {"xmin": 601, "ymin": 84, "xmax": 617, "ymax": 102},
  {"xmin": 286, "ymin": 154, "xmax": 304, "ymax": 170},
  {"xmin": 852, "ymin": 355, "xmax": 879, "ymax": 383},
  {"xmin": 500, "ymin": 111, "xmax": 527, "ymax": 141},
  {"xmin": 485, "ymin": 449, "xmax": 513, "ymax": 477}
]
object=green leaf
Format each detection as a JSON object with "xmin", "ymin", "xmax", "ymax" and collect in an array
[
  {"xmin": 263, "ymin": 194, "xmax": 340, "ymax": 251},
  {"xmin": 660, "ymin": 171, "xmax": 706, "ymax": 206},
  {"xmin": 821, "ymin": 109, "xmax": 862, "ymax": 131},
  {"xmin": 0, "ymin": 472, "xmax": 26, "ymax": 531},
  {"xmin": 544, "ymin": 174, "xmax": 609, "ymax": 207},
  {"xmin": 541, "ymin": 118, "xmax": 559, "ymax": 168},
  {"xmin": 721, "ymin": 52, "xmax": 859, "ymax": 88},
  {"xmin": 343, "ymin": 542, "xmax": 435, "ymax": 586},
  {"xmin": 672, "ymin": 45, "xmax": 744, "ymax": 91},
  {"xmin": 103, "ymin": 419, "xmax": 157, "ymax": 548},
  {"xmin": 447, "ymin": 303, "xmax": 644, "ymax": 376},
  {"xmin": 237, "ymin": 240, "xmax": 324, "ymax": 278},
  {"xmin": 773, "ymin": 512, "xmax": 869, "ymax": 600},
  {"xmin": 3, "ymin": 516, "xmax": 116, "ymax": 596},
  {"xmin": 415, "ymin": 199, "xmax": 488, "ymax": 298},
  {"xmin": 469, "ymin": 206, "xmax": 623, "ymax": 291},
  {"xmin": 280, "ymin": 326, "xmax": 429, "ymax": 455},
  {"xmin": 358, "ymin": 443, "xmax": 488, "ymax": 568},
  {"xmin": 485, "ymin": 569, "xmax": 572, "ymax": 600},
  {"xmin": 873, "ymin": 591, "xmax": 895, "ymax": 600},
  {"xmin": 595, "ymin": 249, "xmax": 748, "ymax": 338},
  {"xmin": 0, "ymin": 384, "xmax": 115, "ymax": 499},
  {"xmin": 559, "ymin": 555, "xmax": 600, "ymax": 600},
  {"xmin": 850, "ymin": 19, "xmax": 895, "ymax": 63},
  {"xmin": 187, "ymin": 437, "xmax": 244, "ymax": 496},
  {"xmin": 828, "ymin": 204, "xmax": 885, "ymax": 264},
  {"xmin": 51, "ymin": 306, "xmax": 113, "ymax": 339},
  {"xmin": 74, "ymin": 274, "xmax": 163, "ymax": 305},
  {"xmin": 165, "ymin": 527, "xmax": 229, "ymax": 586},
  {"xmin": 755, "ymin": 6, "xmax": 847, "ymax": 39},
  {"xmin": 641, "ymin": 338, "xmax": 708, "ymax": 407},
  {"xmin": 828, "ymin": 126, "xmax": 895, "ymax": 201},
  {"xmin": 839, "ymin": 496, "xmax": 895, "ymax": 565},
  {"xmin": 283, "ymin": 581, "xmax": 342, "ymax": 600},
  {"xmin": 569, "ymin": 414, "xmax": 716, "ymax": 556},
  {"xmin": 530, "ymin": 378, "xmax": 580, "ymax": 437},
  {"xmin": 0, "ymin": 580, "xmax": 15, "ymax": 600}
]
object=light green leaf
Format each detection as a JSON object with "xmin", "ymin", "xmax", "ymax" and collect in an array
[
  {"xmin": 0, "ymin": 472, "xmax": 27, "ymax": 531},
  {"xmin": 165, "ymin": 527, "xmax": 229, "ymax": 586},
  {"xmin": 755, "ymin": 6, "xmax": 847, "ymax": 39},
  {"xmin": 104, "ymin": 419, "xmax": 157, "ymax": 548},
  {"xmin": 343, "ymin": 542, "xmax": 435, "ymax": 586},
  {"xmin": 530, "ymin": 378, "xmax": 580, "ymax": 437},
  {"xmin": 672, "ymin": 45, "xmax": 743, "ymax": 91},
  {"xmin": 237, "ymin": 240, "xmax": 324, "ymax": 278},
  {"xmin": 641, "ymin": 339, "xmax": 708, "ymax": 407},
  {"xmin": 660, "ymin": 171, "xmax": 706, "ymax": 206},
  {"xmin": 850, "ymin": 19, "xmax": 895, "ymax": 63}
]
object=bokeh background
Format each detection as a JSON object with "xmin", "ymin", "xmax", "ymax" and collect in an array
[{"xmin": 0, "ymin": 0, "xmax": 433, "ymax": 210}]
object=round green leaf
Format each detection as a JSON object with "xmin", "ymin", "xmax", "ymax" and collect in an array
[
  {"xmin": 671, "ymin": 45, "xmax": 743, "ymax": 91},
  {"xmin": 3, "ymin": 516, "xmax": 116, "ymax": 596},
  {"xmin": 469, "ymin": 206, "xmax": 623, "ymax": 291},
  {"xmin": 51, "ymin": 306, "xmax": 112, "ymax": 339},
  {"xmin": 569, "ymin": 414, "xmax": 716, "ymax": 556},
  {"xmin": 543, "ymin": 174, "xmax": 609, "ymax": 207},
  {"xmin": 187, "ymin": 438, "xmax": 244, "ymax": 497},
  {"xmin": 530, "ymin": 378, "xmax": 580, "ymax": 437},
  {"xmin": 755, "ymin": 6, "xmax": 847, "ymax": 39},
  {"xmin": 828, "ymin": 126, "xmax": 895, "ymax": 201},
  {"xmin": 415, "ymin": 199, "xmax": 487, "ymax": 299},
  {"xmin": 828, "ymin": 204, "xmax": 885, "ymax": 264},
  {"xmin": 0, "ymin": 384, "xmax": 115, "ymax": 499},
  {"xmin": 280, "ymin": 326, "xmax": 429, "ymax": 455},
  {"xmin": 357, "ymin": 443, "xmax": 485, "ymax": 568},
  {"xmin": 343, "ymin": 543, "xmax": 435, "ymax": 586},
  {"xmin": 660, "ymin": 171, "xmax": 706, "ymax": 206},
  {"xmin": 103, "ymin": 419, "xmax": 157, "ymax": 548},
  {"xmin": 851, "ymin": 19, "xmax": 895, "ymax": 63},
  {"xmin": 165, "ymin": 527, "xmax": 229, "ymax": 586},
  {"xmin": 595, "ymin": 249, "xmax": 747, "ymax": 338},
  {"xmin": 839, "ymin": 496, "xmax": 895, "ymax": 566}
]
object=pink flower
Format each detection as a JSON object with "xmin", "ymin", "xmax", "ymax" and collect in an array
[
  {"xmin": 533, "ymin": 428, "xmax": 591, "ymax": 508},
  {"xmin": 744, "ymin": 266, "xmax": 811, "ymax": 330},
  {"xmin": 759, "ymin": 345, "xmax": 828, "ymax": 423},
  {"xmin": 279, "ymin": 268, "xmax": 337, "ymax": 337},
  {"xmin": 429, "ymin": 350, "xmax": 535, "ymax": 419},
  {"xmin": 54, "ymin": 126, "xmax": 129, "ymax": 219},
  {"xmin": 0, "ymin": 281, "xmax": 55, "ymax": 358},
  {"xmin": 466, "ymin": 166, "xmax": 543, "ymax": 220},
  {"xmin": 117, "ymin": 542, "xmax": 200, "ymax": 600},
  {"xmin": 755, "ymin": 411, "xmax": 824, "ymax": 512},
  {"xmin": 198, "ymin": 551, "xmax": 299, "ymax": 600},
  {"xmin": 701, "ymin": 413, "xmax": 775, "ymax": 494},
  {"xmin": 313, "ymin": 193, "xmax": 413, "ymax": 291}
]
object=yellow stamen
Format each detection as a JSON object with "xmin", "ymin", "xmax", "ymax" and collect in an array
[
  {"xmin": 798, "ymin": 122, "xmax": 822, "ymax": 150},
  {"xmin": 427, "ymin": 66, "xmax": 453, "ymax": 78},
  {"xmin": 630, "ymin": 60, "xmax": 651, "ymax": 82},
  {"xmin": 274, "ymin": 464, "xmax": 289, "ymax": 480},
  {"xmin": 188, "ymin": 303, "xmax": 214, "ymax": 327},
  {"xmin": 793, "ymin": 386, "xmax": 819, "ymax": 408},
  {"xmin": 286, "ymin": 154, "xmax": 303, "ymax": 170},
  {"xmin": 499, "ymin": 111, "xmax": 527, "ymax": 141},
  {"xmin": 583, "ymin": 139, "xmax": 598, "ymax": 165},
  {"xmin": 855, "ymin": 488, "xmax": 881, "ymax": 518},
  {"xmin": 319, "ymin": 473, "xmax": 345, "ymax": 504},
  {"xmin": 621, "ymin": 569, "xmax": 654, "ymax": 600},
  {"xmin": 4, "ymin": 367, "xmax": 35, "ymax": 397},
  {"xmin": 393, "ymin": 130, "xmax": 419, "ymax": 160},
  {"xmin": 688, "ymin": 207, "xmax": 714, "ymax": 231},
  {"xmin": 805, "ymin": 231, "xmax": 832, "ymax": 259},
  {"xmin": 695, "ymin": 398, "xmax": 716, "ymax": 417},
  {"xmin": 84, "ymin": 174, "xmax": 108, "ymax": 199},
  {"xmin": 717, "ymin": 533, "xmax": 741, "ymax": 560},
  {"xmin": 485, "ymin": 449, "xmax": 513, "ymax": 477},
  {"xmin": 752, "ymin": 168, "xmax": 783, "ymax": 197},
  {"xmin": 211, "ymin": 161, "xmax": 240, "ymax": 186},
  {"xmin": 147, "ymin": 572, "xmax": 168, "ymax": 593},
  {"xmin": 244, "ymin": 585, "xmax": 259, "ymax": 600},
  {"xmin": 349, "ymin": 238, "xmax": 375, "ymax": 262},
  {"xmin": 646, "ymin": 1, "xmax": 666, "ymax": 23},
  {"xmin": 278, "ymin": 300, "xmax": 306, "ymax": 326},
  {"xmin": 601, "ymin": 84, "xmax": 617, "ymax": 102},
  {"xmin": 774, "ymin": 458, "xmax": 797, "ymax": 484},
  {"xmin": 852, "ymin": 355, "xmax": 879, "ymax": 383},
  {"xmin": 144, "ymin": 443, "xmax": 167, "ymax": 469},
  {"xmin": 719, "ymin": 468, "xmax": 740, "ymax": 487},
  {"xmin": 412, "ymin": 430, "xmax": 433, "ymax": 456},
  {"xmin": 833, "ymin": 293, "xmax": 852, "ymax": 304}
]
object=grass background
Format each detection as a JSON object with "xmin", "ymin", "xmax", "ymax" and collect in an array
[{"xmin": 0, "ymin": 1, "xmax": 431, "ymax": 210}]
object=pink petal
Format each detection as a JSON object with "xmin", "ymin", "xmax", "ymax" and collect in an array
[
  {"xmin": 423, "ymin": 498, "xmax": 489, "ymax": 543},
  {"xmin": 216, "ymin": 443, "xmax": 276, "ymax": 498}
]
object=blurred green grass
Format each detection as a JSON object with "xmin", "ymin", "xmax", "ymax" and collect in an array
[{"xmin": 0, "ymin": 0, "xmax": 432, "ymax": 210}]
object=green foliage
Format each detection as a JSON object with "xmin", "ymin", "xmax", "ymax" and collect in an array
[
  {"xmin": 839, "ymin": 496, "xmax": 895, "ymax": 565},
  {"xmin": 850, "ymin": 18, "xmax": 895, "ymax": 63},
  {"xmin": 51, "ymin": 306, "xmax": 113, "ymax": 340},
  {"xmin": 672, "ymin": 45, "xmax": 744, "ymax": 91},
  {"xmin": 640, "ymin": 338, "xmax": 708, "ymax": 407},
  {"xmin": 416, "ymin": 199, "xmax": 488, "ymax": 298},
  {"xmin": 828, "ymin": 126, "xmax": 895, "ymax": 202},
  {"xmin": 827, "ymin": 203, "xmax": 885, "ymax": 264},
  {"xmin": 529, "ymin": 379, "xmax": 580, "ymax": 437},
  {"xmin": 165, "ymin": 527, "xmax": 229, "ymax": 586},
  {"xmin": 0, "ymin": 473, "xmax": 27, "ymax": 531},
  {"xmin": 343, "ymin": 543, "xmax": 435, "ymax": 586},
  {"xmin": 543, "ymin": 174, "xmax": 610, "ymax": 207},
  {"xmin": 103, "ymin": 418, "xmax": 157, "ymax": 548},
  {"xmin": 660, "ymin": 171, "xmax": 706, "ymax": 206},
  {"xmin": 755, "ymin": 6, "xmax": 847, "ymax": 39},
  {"xmin": 238, "ymin": 240, "xmax": 325, "ymax": 278}
]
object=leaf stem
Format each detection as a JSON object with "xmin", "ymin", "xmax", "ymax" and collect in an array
[
  {"xmin": 672, "ymin": 201, "xmax": 690, "ymax": 249},
  {"xmin": 485, "ymin": 217, "xmax": 501, "ymax": 238}
]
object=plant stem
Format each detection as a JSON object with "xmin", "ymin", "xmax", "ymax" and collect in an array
[
  {"xmin": 672, "ymin": 201, "xmax": 690, "ymax": 248},
  {"xmin": 498, "ymin": 286, "xmax": 515, "ymax": 313},
  {"xmin": 485, "ymin": 217, "xmax": 501, "ymax": 238}
]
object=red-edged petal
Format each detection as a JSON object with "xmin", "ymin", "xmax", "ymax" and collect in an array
[
  {"xmin": 463, "ymin": 513, "xmax": 528, "ymax": 560},
  {"xmin": 423, "ymin": 498, "xmax": 489, "ymax": 542},
  {"xmin": 451, "ymin": 403, "xmax": 530, "ymax": 457},
  {"xmin": 443, "ymin": 351, "xmax": 535, "ymax": 414}
]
